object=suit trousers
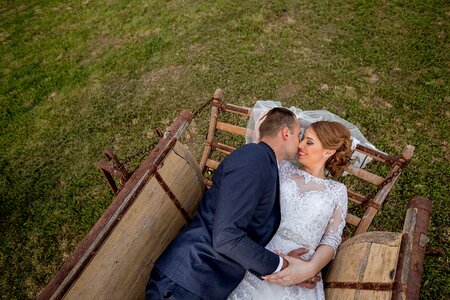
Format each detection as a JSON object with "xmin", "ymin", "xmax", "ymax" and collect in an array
[{"xmin": 145, "ymin": 267, "xmax": 203, "ymax": 300}]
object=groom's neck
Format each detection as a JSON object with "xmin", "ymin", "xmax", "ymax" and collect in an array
[{"xmin": 260, "ymin": 137, "xmax": 283, "ymax": 163}]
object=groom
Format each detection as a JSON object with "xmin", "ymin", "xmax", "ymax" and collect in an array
[{"xmin": 146, "ymin": 107, "xmax": 302, "ymax": 299}]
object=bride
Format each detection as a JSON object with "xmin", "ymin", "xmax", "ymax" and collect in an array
[{"xmin": 228, "ymin": 119, "xmax": 353, "ymax": 300}]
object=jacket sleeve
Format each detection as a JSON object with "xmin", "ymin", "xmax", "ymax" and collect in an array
[{"xmin": 211, "ymin": 149, "xmax": 280, "ymax": 276}]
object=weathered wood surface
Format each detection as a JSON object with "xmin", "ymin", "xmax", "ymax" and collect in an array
[
  {"xmin": 62, "ymin": 142, "xmax": 203, "ymax": 299},
  {"xmin": 199, "ymin": 104, "xmax": 219, "ymax": 173},
  {"xmin": 216, "ymin": 121, "xmax": 247, "ymax": 136},
  {"xmin": 325, "ymin": 232, "xmax": 403, "ymax": 299},
  {"xmin": 392, "ymin": 196, "xmax": 432, "ymax": 299}
]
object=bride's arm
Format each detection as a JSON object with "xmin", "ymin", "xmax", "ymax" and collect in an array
[
  {"xmin": 306, "ymin": 244, "xmax": 335, "ymax": 273},
  {"xmin": 301, "ymin": 187, "xmax": 348, "ymax": 273},
  {"xmin": 318, "ymin": 184, "xmax": 348, "ymax": 257},
  {"xmin": 263, "ymin": 184, "xmax": 348, "ymax": 285}
]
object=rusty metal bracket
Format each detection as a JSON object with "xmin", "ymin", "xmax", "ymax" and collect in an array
[
  {"xmin": 97, "ymin": 149, "xmax": 131, "ymax": 195},
  {"xmin": 362, "ymin": 200, "xmax": 381, "ymax": 210},
  {"xmin": 212, "ymin": 98, "xmax": 226, "ymax": 112},
  {"xmin": 154, "ymin": 172, "xmax": 191, "ymax": 223}
]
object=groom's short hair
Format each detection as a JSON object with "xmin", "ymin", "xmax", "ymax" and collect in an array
[{"xmin": 259, "ymin": 107, "xmax": 297, "ymax": 138}]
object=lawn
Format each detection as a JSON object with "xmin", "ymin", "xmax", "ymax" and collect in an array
[{"xmin": 0, "ymin": 0, "xmax": 448, "ymax": 298}]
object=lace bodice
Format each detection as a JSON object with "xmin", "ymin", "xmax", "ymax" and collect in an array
[
  {"xmin": 228, "ymin": 161, "xmax": 348, "ymax": 299},
  {"xmin": 273, "ymin": 160, "xmax": 348, "ymax": 257}
]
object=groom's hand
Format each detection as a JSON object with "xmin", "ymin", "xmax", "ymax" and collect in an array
[
  {"xmin": 287, "ymin": 248, "xmax": 320, "ymax": 288},
  {"xmin": 287, "ymin": 247, "xmax": 309, "ymax": 258},
  {"xmin": 263, "ymin": 248, "xmax": 320, "ymax": 288},
  {"xmin": 280, "ymin": 249, "xmax": 307, "ymax": 270},
  {"xmin": 262, "ymin": 252, "xmax": 314, "ymax": 285}
]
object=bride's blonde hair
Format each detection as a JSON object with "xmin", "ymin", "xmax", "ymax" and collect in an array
[{"xmin": 310, "ymin": 121, "xmax": 353, "ymax": 178}]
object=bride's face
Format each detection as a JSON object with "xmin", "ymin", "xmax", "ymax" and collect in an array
[{"xmin": 297, "ymin": 127, "xmax": 328, "ymax": 167}]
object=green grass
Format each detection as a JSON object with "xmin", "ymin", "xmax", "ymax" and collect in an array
[{"xmin": 1, "ymin": 0, "xmax": 448, "ymax": 298}]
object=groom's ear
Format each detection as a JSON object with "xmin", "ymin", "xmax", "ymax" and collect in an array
[{"xmin": 280, "ymin": 127, "xmax": 290, "ymax": 140}]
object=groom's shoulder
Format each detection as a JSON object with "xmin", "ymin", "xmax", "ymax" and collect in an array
[
  {"xmin": 232, "ymin": 142, "xmax": 270, "ymax": 159},
  {"xmin": 223, "ymin": 143, "xmax": 272, "ymax": 169}
]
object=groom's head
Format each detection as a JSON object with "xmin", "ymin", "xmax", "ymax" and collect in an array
[
  {"xmin": 259, "ymin": 107, "xmax": 298, "ymax": 138},
  {"xmin": 259, "ymin": 107, "xmax": 301, "ymax": 161}
]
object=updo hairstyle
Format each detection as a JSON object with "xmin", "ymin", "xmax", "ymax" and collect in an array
[{"xmin": 310, "ymin": 121, "xmax": 353, "ymax": 178}]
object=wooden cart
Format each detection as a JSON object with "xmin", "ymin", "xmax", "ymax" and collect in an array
[{"xmin": 38, "ymin": 89, "xmax": 431, "ymax": 299}]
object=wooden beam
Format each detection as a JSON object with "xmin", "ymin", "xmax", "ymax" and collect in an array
[
  {"xmin": 206, "ymin": 159, "xmax": 219, "ymax": 170},
  {"xmin": 216, "ymin": 122, "xmax": 246, "ymax": 136},
  {"xmin": 348, "ymin": 190, "xmax": 366, "ymax": 204},
  {"xmin": 346, "ymin": 213, "xmax": 361, "ymax": 226},
  {"xmin": 344, "ymin": 165, "xmax": 385, "ymax": 185},
  {"xmin": 214, "ymin": 142, "xmax": 236, "ymax": 155}
]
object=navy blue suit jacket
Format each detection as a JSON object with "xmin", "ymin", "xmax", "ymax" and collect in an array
[{"xmin": 154, "ymin": 142, "xmax": 281, "ymax": 299}]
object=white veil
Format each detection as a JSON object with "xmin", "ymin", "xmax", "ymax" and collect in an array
[{"xmin": 245, "ymin": 100, "xmax": 379, "ymax": 170}]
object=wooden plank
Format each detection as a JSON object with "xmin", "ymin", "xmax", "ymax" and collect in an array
[
  {"xmin": 347, "ymin": 190, "xmax": 366, "ymax": 204},
  {"xmin": 326, "ymin": 242, "xmax": 370, "ymax": 283},
  {"xmin": 344, "ymin": 165, "xmax": 385, "ymax": 185},
  {"xmin": 337, "ymin": 232, "xmax": 402, "ymax": 250},
  {"xmin": 325, "ymin": 288, "xmax": 357, "ymax": 299},
  {"xmin": 216, "ymin": 121, "xmax": 246, "ymax": 136},
  {"xmin": 326, "ymin": 232, "xmax": 402, "ymax": 282},
  {"xmin": 363, "ymin": 242, "xmax": 401, "ymax": 283},
  {"xmin": 215, "ymin": 142, "xmax": 235, "ymax": 155},
  {"xmin": 327, "ymin": 289, "xmax": 391, "ymax": 300},
  {"xmin": 356, "ymin": 291, "xmax": 392, "ymax": 300},
  {"xmin": 325, "ymin": 232, "xmax": 403, "ymax": 299},
  {"xmin": 346, "ymin": 213, "xmax": 361, "ymax": 226},
  {"xmin": 354, "ymin": 144, "xmax": 398, "ymax": 165},
  {"xmin": 161, "ymin": 142, "xmax": 205, "ymax": 216},
  {"xmin": 355, "ymin": 207, "xmax": 378, "ymax": 236},
  {"xmin": 206, "ymin": 159, "xmax": 220, "ymax": 171},
  {"xmin": 64, "ymin": 147, "xmax": 204, "ymax": 299},
  {"xmin": 221, "ymin": 102, "xmax": 252, "ymax": 117}
]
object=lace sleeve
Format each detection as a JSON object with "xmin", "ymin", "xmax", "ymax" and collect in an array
[{"xmin": 319, "ymin": 183, "xmax": 348, "ymax": 256}]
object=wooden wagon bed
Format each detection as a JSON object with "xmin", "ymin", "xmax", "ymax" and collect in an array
[{"xmin": 38, "ymin": 89, "xmax": 431, "ymax": 300}]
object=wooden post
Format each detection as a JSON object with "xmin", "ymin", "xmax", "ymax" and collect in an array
[
  {"xmin": 199, "ymin": 88, "xmax": 222, "ymax": 174},
  {"xmin": 392, "ymin": 196, "xmax": 432, "ymax": 299}
]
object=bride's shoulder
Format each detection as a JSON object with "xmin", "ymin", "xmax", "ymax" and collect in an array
[{"xmin": 328, "ymin": 179, "xmax": 348, "ymax": 195}]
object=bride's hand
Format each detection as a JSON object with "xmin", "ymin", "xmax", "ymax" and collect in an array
[
  {"xmin": 286, "ymin": 248, "xmax": 321, "ymax": 289},
  {"xmin": 262, "ymin": 252, "xmax": 316, "ymax": 286},
  {"xmin": 295, "ymin": 275, "xmax": 321, "ymax": 288}
]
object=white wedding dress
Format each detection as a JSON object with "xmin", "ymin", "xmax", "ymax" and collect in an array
[{"xmin": 228, "ymin": 161, "xmax": 348, "ymax": 300}]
